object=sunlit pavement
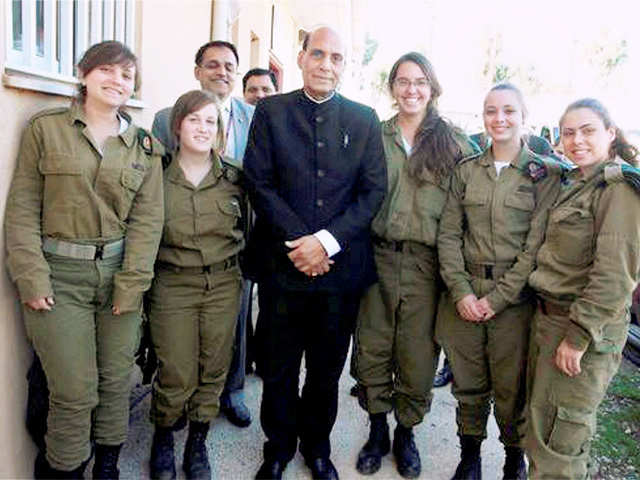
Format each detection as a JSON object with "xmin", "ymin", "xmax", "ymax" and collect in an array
[{"xmin": 116, "ymin": 353, "xmax": 504, "ymax": 480}]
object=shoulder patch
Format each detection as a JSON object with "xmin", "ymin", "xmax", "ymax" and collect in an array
[
  {"xmin": 524, "ymin": 155, "xmax": 572, "ymax": 182},
  {"xmin": 137, "ymin": 128, "xmax": 165, "ymax": 157},
  {"xmin": 221, "ymin": 158, "xmax": 242, "ymax": 184}
]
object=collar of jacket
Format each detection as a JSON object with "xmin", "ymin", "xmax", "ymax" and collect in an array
[
  {"xmin": 165, "ymin": 150, "xmax": 224, "ymax": 187},
  {"xmin": 67, "ymin": 101, "xmax": 136, "ymax": 148}
]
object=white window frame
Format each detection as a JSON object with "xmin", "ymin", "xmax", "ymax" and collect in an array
[{"xmin": 4, "ymin": 0, "xmax": 141, "ymax": 107}]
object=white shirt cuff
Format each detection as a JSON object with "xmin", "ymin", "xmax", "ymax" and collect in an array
[{"xmin": 313, "ymin": 229, "xmax": 341, "ymax": 257}]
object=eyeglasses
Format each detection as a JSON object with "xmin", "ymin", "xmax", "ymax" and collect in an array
[
  {"xmin": 199, "ymin": 60, "xmax": 237, "ymax": 74},
  {"xmin": 394, "ymin": 78, "xmax": 429, "ymax": 89}
]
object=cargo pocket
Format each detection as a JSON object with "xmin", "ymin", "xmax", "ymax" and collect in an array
[
  {"xmin": 117, "ymin": 168, "xmax": 145, "ymax": 218},
  {"xmin": 547, "ymin": 406, "xmax": 593, "ymax": 456}
]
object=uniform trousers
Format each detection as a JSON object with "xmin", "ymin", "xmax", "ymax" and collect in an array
[
  {"xmin": 257, "ymin": 282, "xmax": 359, "ymax": 463},
  {"xmin": 23, "ymin": 252, "xmax": 142, "ymax": 471},
  {"xmin": 436, "ymin": 274, "xmax": 533, "ymax": 446},
  {"xmin": 221, "ymin": 279, "xmax": 252, "ymax": 408},
  {"xmin": 525, "ymin": 306, "xmax": 621, "ymax": 479},
  {"xmin": 149, "ymin": 264, "xmax": 242, "ymax": 427},
  {"xmin": 354, "ymin": 241, "xmax": 440, "ymax": 427}
]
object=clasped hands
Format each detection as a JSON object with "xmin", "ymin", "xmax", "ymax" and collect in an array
[
  {"xmin": 455, "ymin": 294, "xmax": 496, "ymax": 322},
  {"xmin": 285, "ymin": 235, "xmax": 334, "ymax": 277}
]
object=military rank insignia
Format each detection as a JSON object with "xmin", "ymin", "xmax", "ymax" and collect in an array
[
  {"xmin": 137, "ymin": 128, "xmax": 153, "ymax": 155},
  {"xmin": 527, "ymin": 161, "xmax": 547, "ymax": 182}
]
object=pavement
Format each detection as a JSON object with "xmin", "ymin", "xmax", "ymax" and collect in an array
[{"xmin": 116, "ymin": 354, "xmax": 505, "ymax": 480}]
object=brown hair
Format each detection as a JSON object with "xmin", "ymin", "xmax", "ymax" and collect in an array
[
  {"xmin": 388, "ymin": 52, "xmax": 464, "ymax": 182},
  {"xmin": 560, "ymin": 98, "xmax": 638, "ymax": 166},
  {"xmin": 170, "ymin": 90, "xmax": 224, "ymax": 151},
  {"xmin": 76, "ymin": 41, "xmax": 139, "ymax": 104}
]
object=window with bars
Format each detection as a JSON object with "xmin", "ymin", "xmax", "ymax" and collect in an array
[{"xmin": 5, "ymin": 0, "xmax": 138, "ymax": 99}]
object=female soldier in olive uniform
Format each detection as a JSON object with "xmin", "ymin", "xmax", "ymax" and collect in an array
[
  {"xmin": 147, "ymin": 90, "xmax": 244, "ymax": 480},
  {"xmin": 4, "ymin": 41, "xmax": 164, "ymax": 478},
  {"xmin": 526, "ymin": 99, "xmax": 640, "ymax": 479},
  {"xmin": 437, "ymin": 83, "xmax": 565, "ymax": 480},
  {"xmin": 353, "ymin": 52, "xmax": 477, "ymax": 478}
]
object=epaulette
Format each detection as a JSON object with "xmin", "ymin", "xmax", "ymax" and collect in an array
[
  {"xmin": 523, "ymin": 155, "xmax": 572, "ymax": 183},
  {"xmin": 603, "ymin": 163, "xmax": 640, "ymax": 195},
  {"xmin": 221, "ymin": 158, "xmax": 242, "ymax": 184},
  {"xmin": 137, "ymin": 128, "xmax": 165, "ymax": 157},
  {"xmin": 29, "ymin": 107, "xmax": 69, "ymax": 123},
  {"xmin": 458, "ymin": 151, "xmax": 483, "ymax": 166}
]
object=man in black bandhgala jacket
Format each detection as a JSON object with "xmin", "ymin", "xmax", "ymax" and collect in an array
[{"xmin": 243, "ymin": 26, "xmax": 387, "ymax": 480}]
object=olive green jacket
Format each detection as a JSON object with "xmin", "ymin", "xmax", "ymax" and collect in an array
[
  {"xmin": 371, "ymin": 115, "xmax": 478, "ymax": 245},
  {"xmin": 438, "ymin": 145, "xmax": 564, "ymax": 314},
  {"xmin": 157, "ymin": 153, "xmax": 244, "ymax": 267},
  {"xmin": 530, "ymin": 159, "xmax": 640, "ymax": 352},
  {"xmin": 5, "ymin": 104, "xmax": 164, "ymax": 312}
]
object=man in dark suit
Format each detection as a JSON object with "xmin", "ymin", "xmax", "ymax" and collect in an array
[{"xmin": 243, "ymin": 26, "xmax": 387, "ymax": 480}]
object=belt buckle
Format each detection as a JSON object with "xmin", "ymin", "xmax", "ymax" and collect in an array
[
  {"xmin": 203, "ymin": 265, "xmax": 211, "ymax": 274},
  {"xmin": 94, "ymin": 245, "xmax": 104, "ymax": 260}
]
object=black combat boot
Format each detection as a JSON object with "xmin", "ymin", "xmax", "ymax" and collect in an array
[
  {"xmin": 451, "ymin": 435, "xmax": 482, "ymax": 480},
  {"xmin": 356, "ymin": 413, "xmax": 391, "ymax": 475},
  {"xmin": 183, "ymin": 421, "xmax": 211, "ymax": 480},
  {"xmin": 503, "ymin": 446, "xmax": 526, "ymax": 480},
  {"xmin": 392, "ymin": 424, "xmax": 421, "ymax": 479},
  {"xmin": 93, "ymin": 444, "xmax": 122, "ymax": 479},
  {"xmin": 34, "ymin": 451, "xmax": 87, "ymax": 479},
  {"xmin": 150, "ymin": 426, "xmax": 176, "ymax": 480}
]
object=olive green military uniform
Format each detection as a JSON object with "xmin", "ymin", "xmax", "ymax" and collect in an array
[
  {"xmin": 148, "ymin": 153, "xmax": 244, "ymax": 428},
  {"xmin": 354, "ymin": 116, "xmax": 477, "ymax": 427},
  {"xmin": 436, "ymin": 145, "xmax": 563, "ymax": 446},
  {"xmin": 526, "ymin": 159, "xmax": 640, "ymax": 479},
  {"xmin": 4, "ymin": 104, "xmax": 164, "ymax": 470}
]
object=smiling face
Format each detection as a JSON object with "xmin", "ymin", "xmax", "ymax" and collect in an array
[
  {"xmin": 297, "ymin": 27, "xmax": 345, "ymax": 100},
  {"xmin": 483, "ymin": 89, "xmax": 525, "ymax": 146},
  {"xmin": 82, "ymin": 62, "xmax": 135, "ymax": 109},
  {"xmin": 560, "ymin": 107, "xmax": 615, "ymax": 171},
  {"xmin": 391, "ymin": 61, "xmax": 431, "ymax": 118},
  {"xmin": 178, "ymin": 102, "xmax": 219, "ymax": 155},
  {"xmin": 194, "ymin": 46, "xmax": 237, "ymax": 100}
]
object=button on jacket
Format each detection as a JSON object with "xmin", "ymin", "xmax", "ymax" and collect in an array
[
  {"xmin": 5, "ymin": 104, "xmax": 164, "ymax": 312},
  {"xmin": 438, "ymin": 145, "xmax": 564, "ymax": 314},
  {"xmin": 529, "ymin": 158, "xmax": 640, "ymax": 351},
  {"xmin": 372, "ymin": 115, "xmax": 479, "ymax": 245},
  {"xmin": 243, "ymin": 90, "xmax": 387, "ymax": 293},
  {"xmin": 157, "ymin": 154, "xmax": 244, "ymax": 267}
]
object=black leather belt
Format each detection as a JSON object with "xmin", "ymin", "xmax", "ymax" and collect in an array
[{"xmin": 157, "ymin": 255, "xmax": 238, "ymax": 274}]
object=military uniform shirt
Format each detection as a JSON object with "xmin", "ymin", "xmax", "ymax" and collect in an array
[
  {"xmin": 529, "ymin": 158, "xmax": 640, "ymax": 352},
  {"xmin": 372, "ymin": 116, "xmax": 478, "ymax": 246},
  {"xmin": 438, "ymin": 145, "xmax": 563, "ymax": 314},
  {"xmin": 5, "ymin": 103, "xmax": 164, "ymax": 311},
  {"xmin": 157, "ymin": 154, "xmax": 244, "ymax": 267}
]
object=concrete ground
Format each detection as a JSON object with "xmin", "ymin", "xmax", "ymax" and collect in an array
[{"xmin": 118, "ymin": 354, "xmax": 505, "ymax": 480}]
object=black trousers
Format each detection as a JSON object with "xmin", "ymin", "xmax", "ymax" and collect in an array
[{"xmin": 257, "ymin": 282, "xmax": 359, "ymax": 463}]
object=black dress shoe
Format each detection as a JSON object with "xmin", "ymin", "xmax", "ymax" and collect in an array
[
  {"xmin": 433, "ymin": 359, "xmax": 453, "ymax": 388},
  {"xmin": 306, "ymin": 457, "xmax": 339, "ymax": 480},
  {"xmin": 221, "ymin": 402, "xmax": 252, "ymax": 428},
  {"xmin": 255, "ymin": 459, "xmax": 286, "ymax": 480}
]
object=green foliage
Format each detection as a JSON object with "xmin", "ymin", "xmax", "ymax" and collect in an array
[
  {"xmin": 592, "ymin": 362, "xmax": 640, "ymax": 479},
  {"xmin": 362, "ymin": 34, "xmax": 378, "ymax": 67}
]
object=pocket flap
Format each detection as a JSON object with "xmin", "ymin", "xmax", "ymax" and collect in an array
[{"xmin": 121, "ymin": 169, "xmax": 144, "ymax": 191}]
